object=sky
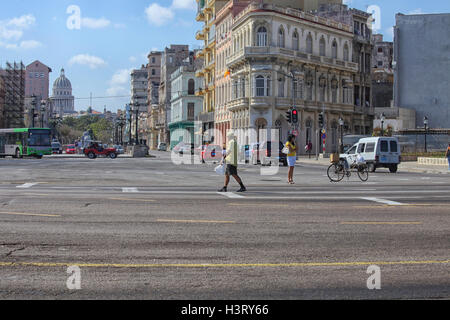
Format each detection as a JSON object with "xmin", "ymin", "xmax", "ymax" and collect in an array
[{"xmin": 1, "ymin": 0, "xmax": 449, "ymax": 113}]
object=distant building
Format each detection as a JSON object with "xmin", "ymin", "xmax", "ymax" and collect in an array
[
  {"xmin": 0, "ymin": 75, "xmax": 4, "ymax": 128},
  {"xmin": 49, "ymin": 68, "xmax": 75, "ymax": 115},
  {"xmin": 130, "ymin": 65, "xmax": 149, "ymax": 145},
  {"xmin": 394, "ymin": 13, "xmax": 450, "ymax": 129},
  {"xmin": 169, "ymin": 65, "xmax": 203, "ymax": 149},
  {"xmin": 157, "ymin": 45, "xmax": 191, "ymax": 145},
  {"xmin": 371, "ymin": 34, "xmax": 394, "ymax": 110},
  {"xmin": 25, "ymin": 60, "xmax": 52, "ymax": 101},
  {"xmin": 147, "ymin": 51, "xmax": 162, "ymax": 149},
  {"xmin": 0, "ymin": 62, "xmax": 26, "ymax": 128}
]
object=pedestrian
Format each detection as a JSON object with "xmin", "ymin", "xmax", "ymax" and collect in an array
[
  {"xmin": 286, "ymin": 135, "xmax": 297, "ymax": 184},
  {"xmin": 446, "ymin": 143, "xmax": 450, "ymax": 171},
  {"xmin": 218, "ymin": 132, "xmax": 247, "ymax": 193},
  {"xmin": 305, "ymin": 141, "xmax": 312, "ymax": 159}
]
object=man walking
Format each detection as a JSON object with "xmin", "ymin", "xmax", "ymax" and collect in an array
[{"xmin": 218, "ymin": 131, "xmax": 247, "ymax": 193}]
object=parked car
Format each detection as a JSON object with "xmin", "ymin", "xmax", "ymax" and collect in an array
[
  {"xmin": 258, "ymin": 141, "xmax": 288, "ymax": 167},
  {"xmin": 340, "ymin": 137, "xmax": 401, "ymax": 173},
  {"xmin": 157, "ymin": 143, "xmax": 167, "ymax": 152},
  {"xmin": 65, "ymin": 144, "xmax": 76, "ymax": 154},
  {"xmin": 179, "ymin": 143, "xmax": 195, "ymax": 155},
  {"xmin": 51, "ymin": 142, "xmax": 63, "ymax": 154},
  {"xmin": 201, "ymin": 144, "xmax": 223, "ymax": 163},
  {"xmin": 249, "ymin": 143, "xmax": 260, "ymax": 165},
  {"xmin": 84, "ymin": 142, "xmax": 118, "ymax": 159},
  {"xmin": 113, "ymin": 145, "xmax": 125, "ymax": 154}
]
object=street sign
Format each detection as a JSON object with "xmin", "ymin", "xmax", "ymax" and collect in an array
[{"xmin": 322, "ymin": 133, "xmax": 327, "ymax": 140}]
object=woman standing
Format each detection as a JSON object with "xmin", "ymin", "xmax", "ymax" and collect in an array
[{"xmin": 286, "ymin": 135, "xmax": 297, "ymax": 184}]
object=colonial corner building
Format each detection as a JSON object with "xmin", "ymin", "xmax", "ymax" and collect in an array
[{"xmin": 223, "ymin": 1, "xmax": 374, "ymax": 153}]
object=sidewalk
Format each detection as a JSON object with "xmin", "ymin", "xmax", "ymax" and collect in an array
[{"xmin": 296, "ymin": 156, "xmax": 449, "ymax": 174}]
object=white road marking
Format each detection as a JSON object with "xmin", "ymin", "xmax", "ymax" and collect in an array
[
  {"xmin": 16, "ymin": 183, "xmax": 39, "ymax": 189},
  {"xmin": 122, "ymin": 188, "xmax": 139, "ymax": 193},
  {"xmin": 361, "ymin": 197, "xmax": 407, "ymax": 206},
  {"xmin": 218, "ymin": 192, "xmax": 245, "ymax": 199}
]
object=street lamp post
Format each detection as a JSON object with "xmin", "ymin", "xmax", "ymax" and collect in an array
[
  {"xmin": 31, "ymin": 95, "xmax": 37, "ymax": 128},
  {"xmin": 134, "ymin": 101, "xmax": 140, "ymax": 145},
  {"xmin": 40, "ymin": 100, "xmax": 46, "ymax": 128},
  {"xmin": 424, "ymin": 116, "xmax": 428, "ymax": 153},
  {"xmin": 380, "ymin": 113, "xmax": 386, "ymax": 137},
  {"xmin": 339, "ymin": 117, "xmax": 344, "ymax": 153}
]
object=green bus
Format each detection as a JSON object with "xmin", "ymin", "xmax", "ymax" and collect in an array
[{"xmin": 0, "ymin": 128, "xmax": 52, "ymax": 159}]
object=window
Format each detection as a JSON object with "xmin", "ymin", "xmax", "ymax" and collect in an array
[
  {"xmin": 378, "ymin": 47, "xmax": 383, "ymax": 53},
  {"xmin": 152, "ymin": 69, "xmax": 156, "ymax": 75},
  {"xmin": 256, "ymin": 76, "xmax": 266, "ymax": 97},
  {"xmin": 294, "ymin": 79, "xmax": 303, "ymax": 99},
  {"xmin": 380, "ymin": 140, "xmax": 389, "ymax": 152},
  {"xmin": 366, "ymin": 143, "xmax": 375, "ymax": 153},
  {"xmin": 343, "ymin": 44, "xmax": 349, "ymax": 62},
  {"xmin": 278, "ymin": 78, "xmax": 285, "ymax": 97},
  {"xmin": 390, "ymin": 140, "xmax": 398, "ymax": 153},
  {"xmin": 278, "ymin": 27, "xmax": 285, "ymax": 48},
  {"xmin": 357, "ymin": 143, "xmax": 366, "ymax": 153},
  {"xmin": 293, "ymin": 31, "xmax": 299, "ymax": 51},
  {"xmin": 188, "ymin": 79, "xmax": 195, "ymax": 95},
  {"xmin": 319, "ymin": 37, "xmax": 326, "ymax": 56},
  {"xmin": 377, "ymin": 61, "xmax": 383, "ymax": 67},
  {"xmin": 348, "ymin": 146, "xmax": 357, "ymax": 155},
  {"xmin": 257, "ymin": 27, "xmax": 267, "ymax": 47},
  {"xmin": 306, "ymin": 34, "xmax": 313, "ymax": 54},
  {"xmin": 241, "ymin": 78, "xmax": 246, "ymax": 98},
  {"xmin": 332, "ymin": 40, "xmax": 337, "ymax": 59},
  {"xmin": 187, "ymin": 103, "xmax": 195, "ymax": 120}
]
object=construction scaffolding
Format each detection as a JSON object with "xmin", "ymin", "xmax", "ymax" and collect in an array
[{"xmin": 0, "ymin": 62, "xmax": 25, "ymax": 128}]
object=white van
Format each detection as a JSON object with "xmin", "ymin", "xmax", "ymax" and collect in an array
[{"xmin": 340, "ymin": 137, "xmax": 401, "ymax": 173}]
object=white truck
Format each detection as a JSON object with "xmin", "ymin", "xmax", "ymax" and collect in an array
[{"xmin": 340, "ymin": 137, "xmax": 401, "ymax": 173}]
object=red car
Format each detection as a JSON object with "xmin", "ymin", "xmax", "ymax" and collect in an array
[
  {"xmin": 84, "ymin": 143, "xmax": 118, "ymax": 159},
  {"xmin": 66, "ymin": 144, "xmax": 76, "ymax": 154}
]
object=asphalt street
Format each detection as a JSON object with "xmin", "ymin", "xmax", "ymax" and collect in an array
[{"xmin": 0, "ymin": 152, "xmax": 449, "ymax": 299}]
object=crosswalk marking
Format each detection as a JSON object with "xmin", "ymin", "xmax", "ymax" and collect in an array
[
  {"xmin": 16, "ymin": 183, "xmax": 39, "ymax": 189},
  {"xmin": 122, "ymin": 188, "xmax": 139, "ymax": 193},
  {"xmin": 361, "ymin": 197, "xmax": 407, "ymax": 206},
  {"xmin": 217, "ymin": 192, "xmax": 245, "ymax": 199}
]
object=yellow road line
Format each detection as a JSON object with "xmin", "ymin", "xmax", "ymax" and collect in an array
[
  {"xmin": 0, "ymin": 260, "xmax": 448, "ymax": 269},
  {"xmin": 341, "ymin": 221, "xmax": 422, "ymax": 225},
  {"xmin": 108, "ymin": 198, "xmax": 156, "ymax": 202},
  {"xmin": 156, "ymin": 219, "xmax": 235, "ymax": 224},
  {"xmin": 0, "ymin": 211, "xmax": 60, "ymax": 217}
]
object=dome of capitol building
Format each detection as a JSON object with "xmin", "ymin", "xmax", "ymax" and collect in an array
[{"xmin": 50, "ymin": 68, "xmax": 75, "ymax": 114}]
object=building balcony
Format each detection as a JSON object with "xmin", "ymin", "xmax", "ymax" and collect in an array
[
  {"xmin": 195, "ymin": 87, "xmax": 205, "ymax": 96},
  {"xmin": 195, "ymin": 69, "xmax": 205, "ymax": 78},
  {"xmin": 196, "ymin": 11, "xmax": 205, "ymax": 22},
  {"xmin": 195, "ymin": 30, "xmax": 205, "ymax": 41},
  {"xmin": 228, "ymin": 97, "xmax": 249, "ymax": 111},
  {"xmin": 226, "ymin": 46, "xmax": 359, "ymax": 73}
]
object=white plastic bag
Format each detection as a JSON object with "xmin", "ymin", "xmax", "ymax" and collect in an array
[
  {"xmin": 282, "ymin": 147, "xmax": 289, "ymax": 155},
  {"xmin": 357, "ymin": 155, "xmax": 365, "ymax": 163},
  {"xmin": 215, "ymin": 164, "xmax": 225, "ymax": 175}
]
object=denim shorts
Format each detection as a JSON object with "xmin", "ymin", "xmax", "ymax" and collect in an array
[{"xmin": 287, "ymin": 156, "xmax": 297, "ymax": 167}]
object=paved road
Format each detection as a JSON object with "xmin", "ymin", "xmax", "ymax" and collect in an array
[{"xmin": 0, "ymin": 153, "xmax": 449, "ymax": 299}]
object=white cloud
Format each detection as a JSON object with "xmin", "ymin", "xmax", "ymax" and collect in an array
[
  {"xmin": 107, "ymin": 69, "xmax": 132, "ymax": 96},
  {"xmin": 6, "ymin": 14, "xmax": 35, "ymax": 29},
  {"xmin": 408, "ymin": 8, "xmax": 424, "ymax": 15},
  {"xmin": 0, "ymin": 28, "xmax": 23, "ymax": 41},
  {"xmin": 145, "ymin": 3, "xmax": 175, "ymax": 26},
  {"xmin": 19, "ymin": 40, "xmax": 42, "ymax": 49},
  {"xmin": 171, "ymin": 0, "xmax": 196, "ymax": 10},
  {"xmin": 69, "ymin": 54, "xmax": 107, "ymax": 69},
  {"xmin": 129, "ymin": 56, "xmax": 137, "ymax": 63},
  {"xmin": 145, "ymin": 0, "xmax": 195, "ymax": 27},
  {"xmin": 81, "ymin": 17, "xmax": 111, "ymax": 29}
]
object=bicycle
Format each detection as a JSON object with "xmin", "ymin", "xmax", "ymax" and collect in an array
[{"xmin": 327, "ymin": 159, "xmax": 369, "ymax": 182}]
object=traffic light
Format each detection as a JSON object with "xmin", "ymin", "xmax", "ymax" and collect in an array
[
  {"xmin": 292, "ymin": 109, "xmax": 299, "ymax": 124},
  {"xmin": 286, "ymin": 111, "xmax": 292, "ymax": 124},
  {"xmin": 319, "ymin": 113, "xmax": 324, "ymax": 128}
]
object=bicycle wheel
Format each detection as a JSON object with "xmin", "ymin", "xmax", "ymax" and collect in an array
[
  {"xmin": 328, "ymin": 163, "xmax": 345, "ymax": 182},
  {"xmin": 357, "ymin": 164, "xmax": 369, "ymax": 182}
]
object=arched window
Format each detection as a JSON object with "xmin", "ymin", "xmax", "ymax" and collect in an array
[
  {"xmin": 319, "ymin": 37, "xmax": 326, "ymax": 56},
  {"xmin": 188, "ymin": 79, "xmax": 195, "ymax": 95},
  {"xmin": 278, "ymin": 77, "xmax": 285, "ymax": 97},
  {"xmin": 278, "ymin": 27, "xmax": 285, "ymax": 48},
  {"xmin": 306, "ymin": 73, "xmax": 313, "ymax": 101},
  {"xmin": 257, "ymin": 27, "xmax": 267, "ymax": 47},
  {"xmin": 332, "ymin": 40, "xmax": 338, "ymax": 59},
  {"xmin": 331, "ymin": 78, "xmax": 338, "ymax": 103},
  {"xmin": 293, "ymin": 31, "xmax": 299, "ymax": 51},
  {"xmin": 343, "ymin": 43, "xmax": 349, "ymax": 62},
  {"xmin": 306, "ymin": 34, "xmax": 313, "ymax": 54},
  {"xmin": 305, "ymin": 119, "xmax": 313, "ymax": 146}
]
